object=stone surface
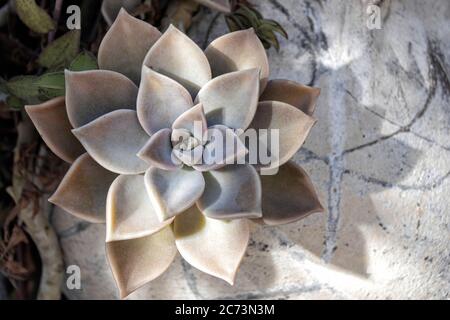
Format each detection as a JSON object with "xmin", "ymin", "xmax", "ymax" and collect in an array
[{"xmin": 53, "ymin": 0, "xmax": 450, "ymax": 299}]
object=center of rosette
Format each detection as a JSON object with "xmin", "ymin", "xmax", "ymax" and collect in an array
[
  {"xmin": 171, "ymin": 128, "xmax": 204, "ymax": 166},
  {"xmin": 171, "ymin": 128, "xmax": 201, "ymax": 151}
]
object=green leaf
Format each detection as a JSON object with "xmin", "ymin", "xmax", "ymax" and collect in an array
[
  {"xmin": 235, "ymin": 8, "xmax": 259, "ymax": 27},
  {"xmin": 38, "ymin": 30, "xmax": 81, "ymax": 69},
  {"xmin": 69, "ymin": 51, "xmax": 98, "ymax": 71},
  {"xmin": 232, "ymin": 13, "xmax": 253, "ymax": 28},
  {"xmin": 261, "ymin": 39, "xmax": 271, "ymax": 50},
  {"xmin": 15, "ymin": 0, "xmax": 55, "ymax": 34},
  {"xmin": 263, "ymin": 19, "xmax": 289, "ymax": 39},
  {"xmin": 244, "ymin": 5, "xmax": 264, "ymax": 20},
  {"xmin": 36, "ymin": 72, "xmax": 65, "ymax": 100},
  {"xmin": 238, "ymin": 5, "xmax": 263, "ymax": 22},
  {"xmin": 6, "ymin": 75, "xmax": 40, "ymax": 102},
  {"xmin": 5, "ymin": 72, "xmax": 65, "ymax": 104},
  {"xmin": 257, "ymin": 28, "xmax": 280, "ymax": 51},
  {"xmin": 6, "ymin": 95, "xmax": 24, "ymax": 111},
  {"xmin": 225, "ymin": 15, "xmax": 245, "ymax": 32}
]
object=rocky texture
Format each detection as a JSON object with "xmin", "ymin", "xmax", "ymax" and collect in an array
[{"xmin": 52, "ymin": 0, "xmax": 450, "ymax": 299}]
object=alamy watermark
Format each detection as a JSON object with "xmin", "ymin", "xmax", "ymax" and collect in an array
[
  {"xmin": 365, "ymin": 3, "xmax": 382, "ymax": 30},
  {"xmin": 66, "ymin": 5, "xmax": 81, "ymax": 30},
  {"xmin": 66, "ymin": 265, "xmax": 81, "ymax": 290}
]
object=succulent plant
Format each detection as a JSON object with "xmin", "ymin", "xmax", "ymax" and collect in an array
[{"xmin": 25, "ymin": 9, "xmax": 323, "ymax": 298}]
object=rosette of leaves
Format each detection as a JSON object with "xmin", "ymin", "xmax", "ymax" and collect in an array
[{"xmin": 25, "ymin": 9, "xmax": 323, "ymax": 298}]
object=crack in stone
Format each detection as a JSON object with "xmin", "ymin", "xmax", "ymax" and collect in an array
[
  {"xmin": 345, "ymin": 89, "xmax": 450, "ymax": 152},
  {"xmin": 305, "ymin": 0, "xmax": 328, "ymax": 51},
  {"xmin": 345, "ymin": 89, "xmax": 399, "ymax": 127},
  {"xmin": 300, "ymin": 147, "xmax": 450, "ymax": 191},
  {"xmin": 267, "ymin": 0, "xmax": 448, "ymax": 292},
  {"xmin": 269, "ymin": 0, "xmax": 320, "ymax": 86},
  {"xmin": 387, "ymin": 48, "xmax": 426, "ymax": 89},
  {"xmin": 321, "ymin": 73, "xmax": 346, "ymax": 263},
  {"xmin": 299, "ymin": 147, "xmax": 330, "ymax": 164},
  {"xmin": 268, "ymin": 0, "xmax": 291, "ymax": 19},
  {"xmin": 428, "ymin": 41, "xmax": 450, "ymax": 96},
  {"xmin": 343, "ymin": 167, "xmax": 450, "ymax": 191},
  {"xmin": 343, "ymin": 42, "xmax": 439, "ymax": 156},
  {"xmin": 322, "ymin": 156, "xmax": 344, "ymax": 263},
  {"xmin": 375, "ymin": 214, "xmax": 389, "ymax": 233},
  {"xmin": 297, "ymin": 43, "xmax": 447, "ymax": 265}
]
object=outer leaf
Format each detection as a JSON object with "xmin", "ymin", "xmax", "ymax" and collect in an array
[
  {"xmin": 65, "ymin": 69, "xmax": 138, "ymax": 128},
  {"xmin": 49, "ymin": 154, "xmax": 117, "ymax": 223},
  {"xmin": 260, "ymin": 161, "xmax": 324, "ymax": 225},
  {"xmin": 106, "ymin": 226, "xmax": 177, "ymax": 299},
  {"xmin": 101, "ymin": 0, "xmax": 141, "ymax": 25},
  {"xmin": 25, "ymin": 96, "xmax": 84, "ymax": 163},
  {"xmin": 106, "ymin": 175, "xmax": 173, "ymax": 242},
  {"xmin": 247, "ymin": 101, "xmax": 316, "ymax": 170},
  {"xmin": 72, "ymin": 110, "xmax": 149, "ymax": 175},
  {"xmin": 15, "ymin": 0, "xmax": 55, "ymax": 34},
  {"xmin": 38, "ymin": 31, "xmax": 80, "ymax": 69},
  {"xmin": 69, "ymin": 51, "xmax": 98, "ymax": 71},
  {"xmin": 205, "ymin": 28, "xmax": 269, "ymax": 91},
  {"xmin": 143, "ymin": 25, "xmax": 211, "ymax": 97},
  {"xmin": 98, "ymin": 8, "xmax": 161, "ymax": 84},
  {"xmin": 260, "ymin": 79, "xmax": 321, "ymax": 116},
  {"xmin": 174, "ymin": 205, "xmax": 250, "ymax": 285}
]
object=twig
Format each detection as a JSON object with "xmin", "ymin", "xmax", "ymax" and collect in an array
[
  {"xmin": 12, "ymin": 116, "xmax": 64, "ymax": 300},
  {"xmin": 19, "ymin": 201, "xmax": 63, "ymax": 300},
  {"xmin": 48, "ymin": 0, "xmax": 64, "ymax": 43}
]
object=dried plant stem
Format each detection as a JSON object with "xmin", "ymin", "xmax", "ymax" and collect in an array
[
  {"xmin": 48, "ymin": 0, "xmax": 64, "ymax": 43},
  {"xmin": 14, "ymin": 116, "xmax": 63, "ymax": 300},
  {"xmin": 19, "ymin": 202, "xmax": 63, "ymax": 300}
]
